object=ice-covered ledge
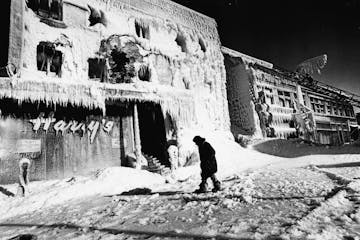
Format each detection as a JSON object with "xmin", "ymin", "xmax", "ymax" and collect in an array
[{"xmin": 0, "ymin": 76, "xmax": 195, "ymax": 124}]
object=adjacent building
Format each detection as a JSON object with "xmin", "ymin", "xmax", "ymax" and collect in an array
[
  {"xmin": 222, "ymin": 47, "xmax": 359, "ymax": 145},
  {"xmin": 0, "ymin": 0, "xmax": 230, "ymax": 183}
]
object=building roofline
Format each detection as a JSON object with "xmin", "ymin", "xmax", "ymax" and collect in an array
[
  {"xmin": 66, "ymin": 0, "xmax": 217, "ymax": 27},
  {"xmin": 221, "ymin": 46, "xmax": 273, "ymax": 69},
  {"xmin": 222, "ymin": 47, "xmax": 360, "ymax": 107},
  {"xmin": 165, "ymin": 0, "xmax": 217, "ymax": 24}
]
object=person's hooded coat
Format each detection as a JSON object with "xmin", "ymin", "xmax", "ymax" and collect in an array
[{"xmin": 193, "ymin": 136, "xmax": 218, "ymax": 178}]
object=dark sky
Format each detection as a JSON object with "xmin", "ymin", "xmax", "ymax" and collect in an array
[{"xmin": 174, "ymin": 0, "xmax": 360, "ymax": 96}]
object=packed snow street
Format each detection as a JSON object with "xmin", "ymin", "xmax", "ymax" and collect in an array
[{"xmin": 1, "ymin": 140, "xmax": 360, "ymax": 240}]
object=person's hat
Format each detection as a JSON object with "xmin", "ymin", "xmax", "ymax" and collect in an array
[{"xmin": 193, "ymin": 136, "xmax": 205, "ymax": 144}]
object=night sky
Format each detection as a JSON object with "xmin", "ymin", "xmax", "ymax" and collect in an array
[{"xmin": 174, "ymin": 0, "xmax": 360, "ymax": 97}]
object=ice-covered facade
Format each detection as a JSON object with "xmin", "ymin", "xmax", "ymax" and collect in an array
[
  {"xmin": 222, "ymin": 47, "xmax": 359, "ymax": 145},
  {"xmin": 0, "ymin": 0, "xmax": 230, "ymax": 183}
]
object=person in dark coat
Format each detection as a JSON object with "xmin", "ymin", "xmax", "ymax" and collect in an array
[{"xmin": 193, "ymin": 136, "xmax": 221, "ymax": 193}]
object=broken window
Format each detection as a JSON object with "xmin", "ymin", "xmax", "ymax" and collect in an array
[
  {"xmin": 28, "ymin": 0, "xmax": 63, "ymax": 21},
  {"xmin": 108, "ymin": 49, "xmax": 135, "ymax": 83},
  {"xmin": 277, "ymin": 90, "xmax": 291, "ymax": 108},
  {"xmin": 345, "ymin": 108, "xmax": 350, "ymax": 117},
  {"xmin": 37, "ymin": 42, "xmax": 62, "ymax": 76},
  {"xmin": 135, "ymin": 21, "xmax": 150, "ymax": 39},
  {"xmin": 279, "ymin": 98, "xmax": 285, "ymax": 107},
  {"xmin": 138, "ymin": 65, "xmax": 151, "ymax": 81},
  {"xmin": 326, "ymin": 103, "xmax": 332, "ymax": 114},
  {"xmin": 88, "ymin": 58, "xmax": 107, "ymax": 82},
  {"xmin": 175, "ymin": 34, "xmax": 187, "ymax": 53}
]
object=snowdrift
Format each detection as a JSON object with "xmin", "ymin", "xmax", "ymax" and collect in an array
[{"xmin": 0, "ymin": 167, "xmax": 164, "ymax": 220}]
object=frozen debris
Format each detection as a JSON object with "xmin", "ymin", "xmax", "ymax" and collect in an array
[
  {"xmin": 150, "ymin": 215, "xmax": 167, "ymax": 224},
  {"xmin": 240, "ymin": 194, "xmax": 253, "ymax": 204},
  {"xmin": 66, "ymin": 177, "xmax": 76, "ymax": 184},
  {"xmin": 286, "ymin": 190, "xmax": 353, "ymax": 238},
  {"xmin": 167, "ymin": 229, "xmax": 183, "ymax": 234},
  {"xmin": 137, "ymin": 217, "xmax": 149, "ymax": 225},
  {"xmin": 221, "ymin": 199, "xmax": 236, "ymax": 209},
  {"xmin": 81, "ymin": 227, "xmax": 90, "ymax": 233},
  {"xmin": 348, "ymin": 180, "xmax": 360, "ymax": 192},
  {"xmin": 228, "ymin": 222, "xmax": 250, "ymax": 234},
  {"xmin": 165, "ymin": 175, "xmax": 176, "ymax": 184}
]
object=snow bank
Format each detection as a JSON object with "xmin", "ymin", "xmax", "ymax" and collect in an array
[
  {"xmin": 0, "ymin": 167, "xmax": 164, "ymax": 221},
  {"xmin": 176, "ymin": 129, "xmax": 283, "ymax": 179}
]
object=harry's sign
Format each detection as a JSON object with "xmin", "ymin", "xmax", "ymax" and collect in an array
[{"xmin": 29, "ymin": 113, "xmax": 114, "ymax": 143}]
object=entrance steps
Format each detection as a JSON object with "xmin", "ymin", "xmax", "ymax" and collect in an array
[{"xmin": 142, "ymin": 154, "xmax": 171, "ymax": 176}]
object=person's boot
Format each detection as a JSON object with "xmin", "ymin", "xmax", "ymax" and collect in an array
[
  {"xmin": 194, "ymin": 182, "xmax": 207, "ymax": 194},
  {"xmin": 212, "ymin": 181, "xmax": 221, "ymax": 193}
]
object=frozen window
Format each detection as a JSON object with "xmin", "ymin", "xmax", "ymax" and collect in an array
[
  {"xmin": 138, "ymin": 65, "xmax": 151, "ymax": 81},
  {"xmin": 199, "ymin": 38, "xmax": 206, "ymax": 52},
  {"xmin": 326, "ymin": 103, "xmax": 332, "ymax": 114},
  {"xmin": 37, "ymin": 42, "xmax": 62, "ymax": 76},
  {"xmin": 88, "ymin": 58, "xmax": 107, "ymax": 82},
  {"xmin": 333, "ymin": 106, "xmax": 338, "ymax": 115},
  {"xmin": 135, "ymin": 21, "xmax": 150, "ymax": 39},
  {"xmin": 175, "ymin": 34, "xmax": 187, "ymax": 53},
  {"xmin": 345, "ymin": 108, "xmax": 350, "ymax": 117},
  {"xmin": 28, "ymin": 0, "xmax": 63, "ymax": 21},
  {"xmin": 108, "ymin": 49, "xmax": 135, "ymax": 83},
  {"xmin": 279, "ymin": 98, "xmax": 285, "ymax": 107}
]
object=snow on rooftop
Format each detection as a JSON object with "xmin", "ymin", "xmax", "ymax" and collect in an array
[{"xmin": 221, "ymin": 47, "xmax": 274, "ymax": 69}]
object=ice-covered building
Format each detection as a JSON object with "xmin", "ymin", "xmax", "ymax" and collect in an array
[
  {"xmin": 0, "ymin": 0, "xmax": 230, "ymax": 183},
  {"xmin": 222, "ymin": 47, "xmax": 359, "ymax": 145}
]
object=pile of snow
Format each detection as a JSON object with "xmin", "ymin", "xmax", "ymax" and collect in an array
[
  {"xmin": 0, "ymin": 167, "xmax": 164, "ymax": 221},
  {"xmin": 175, "ymin": 129, "xmax": 283, "ymax": 180}
]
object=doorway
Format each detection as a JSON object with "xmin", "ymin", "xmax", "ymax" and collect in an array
[{"xmin": 138, "ymin": 103, "xmax": 168, "ymax": 166}]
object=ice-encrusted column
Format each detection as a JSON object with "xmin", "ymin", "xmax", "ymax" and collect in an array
[{"xmin": 133, "ymin": 103, "xmax": 142, "ymax": 169}]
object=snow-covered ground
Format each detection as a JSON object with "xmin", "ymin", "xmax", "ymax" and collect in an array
[{"xmin": 1, "ymin": 138, "xmax": 360, "ymax": 239}]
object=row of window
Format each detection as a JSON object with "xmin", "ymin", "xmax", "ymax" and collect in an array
[
  {"xmin": 28, "ymin": 1, "xmax": 207, "ymax": 54},
  {"xmin": 258, "ymin": 87, "xmax": 295, "ymax": 108},
  {"xmin": 308, "ymin": 96, "xmax": 354, "ymax": 117},
  {"xmin": 257, "ymin": 86, "xmax": 355, "ymax": 117},
  {"xmin": 36, "ymin": 41, "xmax": 150, "ymax": 83}
]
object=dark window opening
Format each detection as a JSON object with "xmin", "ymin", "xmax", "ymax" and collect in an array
[
  {"xmin": 279, "ymin": 98, "xmax": 285, "ymax": 107},
  {"xmin": 37, "ymin": 42, "xmax": 62, "ymax": 76},
  {"xmin": 0, "ymin": 1, "xmax": 11, "ymax": 76},
  {"xmin": 199, "ymin": 38, "xmax": 206, "ymax": 52},
  {"xmin": 175, "ymin": 34, "xmax": 187, "ymax": 53},
  {"xmin": 27, "ymin": 0, "xmax": 63, "ymax": 21},
  {"xmin": 333, "ymin": 106, "xmax": 338, "ymax": 115},
  {"xmin": 108, "ymin": 49, "xmax": 135, "ymax": 83},
  {"xmin": 88, "ymin": 58, "xmax": 107, "ymax": 82},
  {"xmin": 183, "ymin": 77, "xmax": 190, "ymax": 89},
  {"xmin": 138, "ymin": 65, "xmax": 151, "ymax": 81},
  {"xmin": 135, "ymin": 21, "xmax": 150, "ymax": 39}
]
